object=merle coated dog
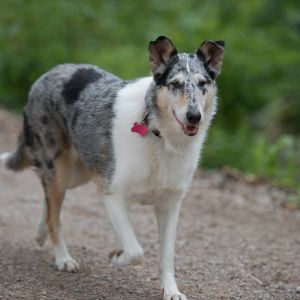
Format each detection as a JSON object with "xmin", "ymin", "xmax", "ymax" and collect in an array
[{"xmin": 0, "ymin": 36, "xmax": 224, "ymax": 300}]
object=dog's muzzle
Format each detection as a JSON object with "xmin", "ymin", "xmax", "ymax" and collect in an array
[{"xmin": 173, "ymin": 110, "xmax": 200, "ymax": 136}]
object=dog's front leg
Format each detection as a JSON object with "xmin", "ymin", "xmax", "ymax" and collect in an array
[
  {"xmin": 103, "ymin": 194, "xmax": 144, "ymax": 266},
  {"xmin": 155, "ymin": 197, "xmax": 187, "ymax": 300}
]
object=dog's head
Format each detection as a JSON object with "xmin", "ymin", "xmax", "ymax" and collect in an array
[{"xmin": 148, "ymin": 36, "xmax": 225, "ymax": 136}]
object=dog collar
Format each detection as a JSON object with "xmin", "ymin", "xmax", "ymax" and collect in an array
[{"xmin": 131, "ymin": 110, "xmax": 161, "ymax": 138}]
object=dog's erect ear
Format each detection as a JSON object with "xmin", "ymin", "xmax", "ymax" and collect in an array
[
  {"xmin": 148, "ymin": 36, "xmax": 178, "ymax": 76},
  {"xmin": 197, "ymin": 40, "xmax": 225, "ymax": 79}
]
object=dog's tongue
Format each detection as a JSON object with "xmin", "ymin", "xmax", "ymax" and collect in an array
[
  {"xmin": 184, "ymin": 125, "xmax": 198, "ymax": 136},
  {"xmin": 187, "ymin": 125, "xmax": 195, "ymax": 131}
]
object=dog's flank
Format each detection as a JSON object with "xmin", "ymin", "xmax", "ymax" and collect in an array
[{"xmin": 1, "ymin": 36, "xmax": 224, "ymax": 300}]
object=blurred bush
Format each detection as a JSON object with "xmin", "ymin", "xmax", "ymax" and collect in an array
[
  {"xmin": 203, "ymin": 127, "xmax": 298, "ymax": 187},
  {"xmin": 0, "ymin": 0, "xmax": 299, "ymax": 191}
]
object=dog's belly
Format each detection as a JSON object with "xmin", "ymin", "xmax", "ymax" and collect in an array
[{"xmin": 128, "ymin": 188, "xmax": 183, "ymax": 205}]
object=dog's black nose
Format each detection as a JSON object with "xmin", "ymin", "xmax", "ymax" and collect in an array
[{"xmin": 186, "ymin": 110, "xmax": 201, "ymax": 124}]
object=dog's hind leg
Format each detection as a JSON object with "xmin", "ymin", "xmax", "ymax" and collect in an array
[
  {"xmin": 0, "ymin": 152, "xmax": 13, "ymax": 168},
  {"xmin": 41, "ymin": 153, "xmax": 79, "ymax": 273},
  {"xmin": 35, "ymin": 198, "xmax": 48, "ymax": 247},
  {"xmin": 103, "ymin": 194, "xmax": 144, "ymax": 266}
]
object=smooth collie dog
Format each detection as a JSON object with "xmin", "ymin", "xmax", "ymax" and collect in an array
[{"xmin": 0, "ymin": 36, "xmax": 224, "ymax": 299}]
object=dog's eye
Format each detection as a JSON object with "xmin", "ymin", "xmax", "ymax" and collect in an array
[
  {"xmin": 170, "ymin": 80, "xmax": 183, "ymax": 89},
  {"xmin": 198, "ymin": 80, "xmax": 207, "ymax": 88}
]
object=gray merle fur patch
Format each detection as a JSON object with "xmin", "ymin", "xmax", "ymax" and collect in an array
[
  {"xmin": 23, "ymin": 64, "xmax": 126, "ymax": 186},
  {"xmin": 62, "ymin": 68, "xmax": 103, "ymax": 105}
]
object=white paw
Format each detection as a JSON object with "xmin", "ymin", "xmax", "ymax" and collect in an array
[
  {"xmin": 109, "ymin": 249, "xmax": 144, "ymax": 266},
  {"xmin": 56, "ymin": 257, "xmax": 79, "ymax": 273},
  {"xmin": 35, "ymin": 224, "xmax": 48, "ymax": 247},
  {"xmin": 0, "ymin": 152, "xmax": 11, "ymax": 167},
  {"xmin": 163, "ymin": 290, "xmax": 187, "ymax": 300}
]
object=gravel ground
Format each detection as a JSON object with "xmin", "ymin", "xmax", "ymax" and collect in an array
[{"xmin": 0, "ymin": 109, "xmax": 300, "ymax": 300}]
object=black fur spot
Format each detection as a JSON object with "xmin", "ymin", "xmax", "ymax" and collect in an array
[
  {"xmin": 48, "ymin": 137, "xmax": 56, "ymax": 148},
  {"xmin": 188, "ymin": 54, "xmax": 195, "ymax": 59},
  {"xmin": 71, "ymin": 108, "xmax": 80, "ymax": 130},
  {"xmin": 40, "ymin": 115, "xmax": 49, "ymax": 124},
  {"xmin": 62, "ymin": 116, "xmax": 68, "ymax": 129},
  {"xmin": 34, "ymin": 134, "xmax": 42, "ymax": 146},
  {"xmin": 62, "ymin": 68, "xmax": 102, "ymax": 105},
  {"xmin": 54, "ymin": 149, "xmax": 61, "ymax": 159},
  {"xmin": 103, "ymin": 101, "xmax": 113, "ymax": 111},
  {"xmin": 45, "ymin": 132, "xmax": 56, "ymax": 148},
  {"xmin": 32, "ymin": 159, "xmax": 41, "ymax": 168},
  {"xmin": 204, "ymin": 66, "xmax": 216, "ymax": 80},
  {"xmin": 204, "ymin": 75, "xmax": 212, "ymax": 84},
  {"xmin": 104, "ymin": 130, "xmax": 111, "ymax": 138},
  {"xmin": 23, "ymin": 113, "xmax": 34, "ymax": 147},
  {"xmin": 46, "ymin": 160, "xmax": 54, "ymax": 169}
]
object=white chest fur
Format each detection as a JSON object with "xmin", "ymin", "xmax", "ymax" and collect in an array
[{"xmin": 111, "ymin": 78, "xmax": 203, "ymax": 204}]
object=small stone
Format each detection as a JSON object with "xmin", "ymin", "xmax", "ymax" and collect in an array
[{"xmin": 296, "ymin": 286, "xmax": 300, "ymax": 294}]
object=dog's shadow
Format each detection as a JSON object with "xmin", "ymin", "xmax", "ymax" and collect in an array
[{"xmin": 0, "ymin": 244, "xmax": 161, "ymax": 300}]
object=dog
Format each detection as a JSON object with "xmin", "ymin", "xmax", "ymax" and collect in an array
[{"xmin": 0, "ymin": 36, "xmax": 224, "ymax": 300}]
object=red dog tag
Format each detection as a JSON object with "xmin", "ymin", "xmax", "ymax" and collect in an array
[{"xmin": 131, "ymin": 122, "xmax": 149, "ymax": 137}]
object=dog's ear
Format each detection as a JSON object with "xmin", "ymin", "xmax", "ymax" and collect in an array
[
  {"xmin": 197, "ymin": 40, "xmax": 225, "ymax": 79},
  {"xmin": 148, "ymin": 36, "xmax": 178, "ymax": 76}
]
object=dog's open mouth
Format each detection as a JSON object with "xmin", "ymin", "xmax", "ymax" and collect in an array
[{"xmin": 173, "ymin": 111, "xmax": 199, "ymax": 136}]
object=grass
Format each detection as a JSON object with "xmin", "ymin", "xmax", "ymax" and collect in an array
[{"xmin": 203, "ymin": 125, "xmax": 300, "ymax": 206}]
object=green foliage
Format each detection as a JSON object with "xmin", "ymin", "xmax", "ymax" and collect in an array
[
  {"xmin": 203, "ymin": 126, "xmax": 299, "ymax": 188},
  {"xmin": 0, "ymin": 0, "xmax": 299, "ymax": 192}
]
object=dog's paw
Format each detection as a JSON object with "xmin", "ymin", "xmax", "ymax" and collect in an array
[
  {"xmin": 163, "ymin": 290, "xmax": 187, "ymax": 300},
  {"xmin": 0, "ymin": 152, "xmax": 11, "ymax": 168},
  {"xmin": 109, "ymin": 249, "xmax": 123, "ymax": 261},
  {"xmin": 35, "ymin": 234, "xmax": 47, "ymax": 248},
  {"xmin": 55, "ymin": 257, "xmax": 79, "ymax": 273},
  {"xmin": 109, "ymin": 248, "xmax": 144, "ymax": 266},
  {"xmin": 35, "ymin": 224, "xmax": 48, "ymax": 247}
]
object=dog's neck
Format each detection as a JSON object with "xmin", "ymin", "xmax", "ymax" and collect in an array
[
  {"xmin": 144, "ymin": 81, "xmax": 163, "ymax": 138},
  {"xmin": 141, "ymin": 108, "xmax": 162, "ymax": 138}
]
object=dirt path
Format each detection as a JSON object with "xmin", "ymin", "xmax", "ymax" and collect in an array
[{"xmin": 0, "ymin": 110, "xmax": 300, "ymax": 300}]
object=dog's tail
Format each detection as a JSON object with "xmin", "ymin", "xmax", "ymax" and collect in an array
[{"xmin": 0, "ymin": 133, "xmax": 30, "ymax": 172}]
